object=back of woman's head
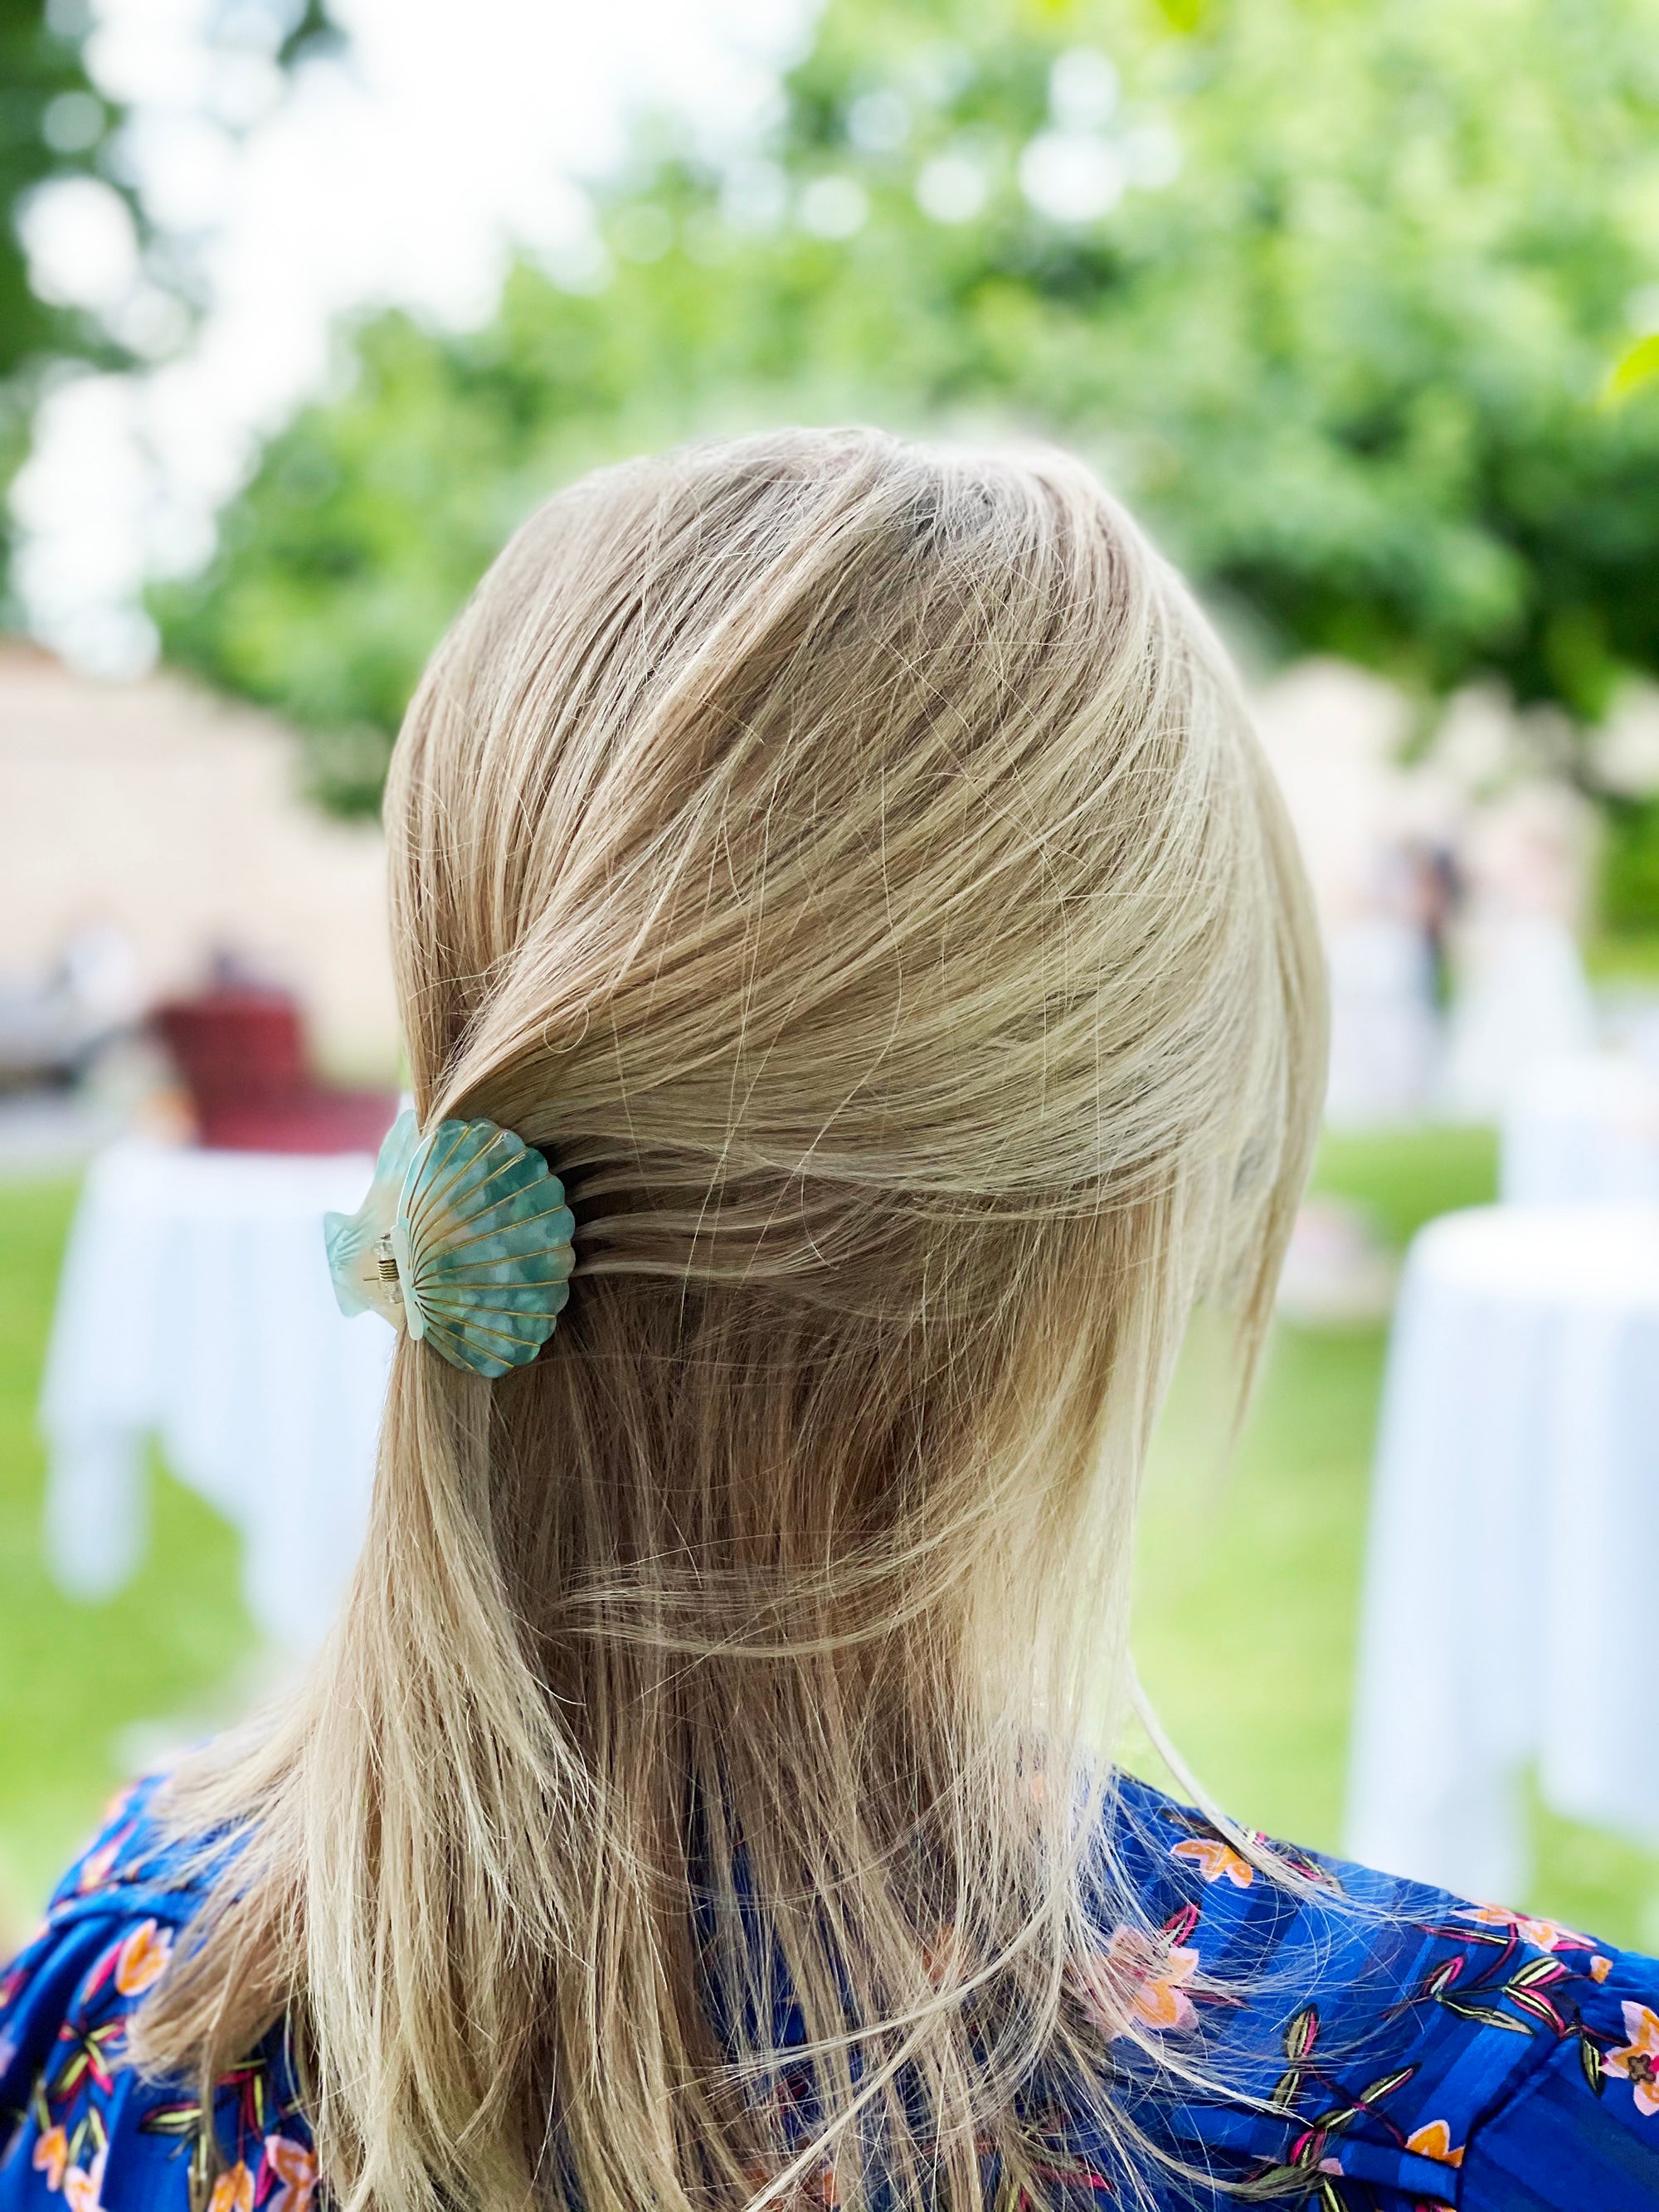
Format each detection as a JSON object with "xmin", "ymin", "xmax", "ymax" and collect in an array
[{"xmin": 139, "ymin": 428, "xmax": 1324, "ymax": 2212}]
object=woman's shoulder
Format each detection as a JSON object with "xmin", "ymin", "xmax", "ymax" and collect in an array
[
  {"xmin": 0, "ymin": 1773, "xmax": 313, "ymax": 2212},
  {"xmin": 1060, "ymin": 1770, "xmax": 1659, "ymax": 2210}
]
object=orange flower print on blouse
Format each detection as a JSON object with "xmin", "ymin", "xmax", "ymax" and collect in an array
[
  {"xmin": 1170, "ymin": 1837, "xmax": 1255, "ymax": 1889},
  {"xmin": 263, "ymin": 2137, "xmax": 318, "ymax": 2212},
  {"xmin": 70, "ymin": 1790, "xmax": 139, "ymax": 1900},
  {"xmin": 1074, "ymin": 1923, "xmax": 1201, "ymax": 2037},
  {"xmin": 30, "ymin": 2129, "xmax": 68, "ymax": 2193},
  {"xmin": 10, "ymin": 1765, "xmax": 1659, "ymax": 2212},
  {"xmin": 207, "ymin": 2162, "xmax": 255, "ymax": 2212},
  {"xmin": 1404, "ymin": 2119, "xmax": 1465, "ymax": 2167},
  {"xmin": 1607, "ymin": 2002, "xmax": 1659, "ymax": 2118},
  {"xmin": 113, "ymin": 1921, "xmax": 173, "ymax": 1998},
  {"xmin": 71, "ymin": 1840, "xmax": 126, "ymax": 1898},
  {"xmin": 922, "ymin": 1925, "xmax": 960, "ymax": 1989}
]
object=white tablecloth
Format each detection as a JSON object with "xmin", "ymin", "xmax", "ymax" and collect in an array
[
  {"xmin": 1501, "ymin": 1055, "xmax": 1659, "ymax": 1206},
  {"xmin": 1345, "ymin": 1204, "xmax": 1659, "ymax": 1903},
  {"xmin": 40, "ymin": 1140, "xmax": 393, "ymax": 1650}
]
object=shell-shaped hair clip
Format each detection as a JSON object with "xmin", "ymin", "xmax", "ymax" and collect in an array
[{"xmin": 324, "ymin": 1110, "xmax": 576, "ymax": 1378}]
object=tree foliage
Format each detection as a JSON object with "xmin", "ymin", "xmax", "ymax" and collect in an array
[
  {"xmin": 154, "ymin": 0, "xmax": 1659, "ymax": 816},
  {"xmin": 0, "ymin": 0, "xmax": 341, "ymax": 605},
  {"xmin": 0, "ymin": 0, "xmax": 134, "ymax": 588}
]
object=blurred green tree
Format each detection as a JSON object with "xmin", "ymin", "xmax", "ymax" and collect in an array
[
  {"xmin": 153, "ymin": 0, "xmax": 1659, "ymax": 832},
  {"xmin": 0, "ymin": 0, "xmax": 339, "ymax": 612},
  {"xmin": 0, "ymin": 0, "xmax": 135, "ymax": 594}
]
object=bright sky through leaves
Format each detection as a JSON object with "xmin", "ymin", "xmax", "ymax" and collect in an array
[{"xmin": 11, "ymin": 0, "xmax": 811, "ymax": 675}]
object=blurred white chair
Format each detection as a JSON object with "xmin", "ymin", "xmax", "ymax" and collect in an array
[{"xmin": 1346, "ymin": 1203, "xmax": 1659, "ymax": 1903}]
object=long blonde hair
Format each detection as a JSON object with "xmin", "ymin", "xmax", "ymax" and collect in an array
[{"xmin": 136, "ymin": 429, "xmax": 1325, "ymax": 2212}]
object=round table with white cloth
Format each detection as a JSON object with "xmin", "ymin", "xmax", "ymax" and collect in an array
[
  {"xmin": 39, "ymin": 1140, "xmax": 394, "ymax": 1650},
  {"xmin": 1501, "ymin": 1054, "xmax": 1659, "ymax": 1206},
  {"xmin": 1345, "ymin": 1203, "xmax": 1659, "ymax": 1905}
]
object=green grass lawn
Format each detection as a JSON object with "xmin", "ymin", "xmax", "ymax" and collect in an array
[
  {"xmin": 2, "ymin": 1133, "xmax": 1656, "ymax": 1952},
  {"xmin": 1585, "ymin": 931, "xmax": 1659, "ymax": 988}
]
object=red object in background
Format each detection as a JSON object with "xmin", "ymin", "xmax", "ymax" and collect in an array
[{"xmin": 153, "ymin": 989, "xmax": 397, "ymax": 1155}]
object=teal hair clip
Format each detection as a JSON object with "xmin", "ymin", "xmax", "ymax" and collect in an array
[{"xmin": 324, "ymin": 1111, "xmax": 576, "ymax": 1378}]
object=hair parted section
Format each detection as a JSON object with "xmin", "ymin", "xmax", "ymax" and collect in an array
[{"xmin": 132, "ymin": 428, "xmax": 1326, "ymax": 2212}]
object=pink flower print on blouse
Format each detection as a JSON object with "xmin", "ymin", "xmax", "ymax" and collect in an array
[
  {"xmin": 1456, "ymin": 1903, "xmax": 1593, "ymax": 1953},
  {"xmin": 1073, "ymin": 1920, "xmax": 1201, "ymax": 2037},
  {"xmin": 63, "ymin": 2146, "xmax": 107, "ymax": 2212},
  {"xmin": 1607, "ymin": 2003, "xmax": 1659, "ymax": 2118},
  {"xmin": 73, "ymin": 1836, "xmax": 129, "ymax": 1898},
  {"xmin": 263, "ymin": 2137, "xmax": 319, "ymax": 2212}
]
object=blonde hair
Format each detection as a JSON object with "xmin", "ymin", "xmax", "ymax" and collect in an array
[{"xmin": 136, "ymin": 429, "xmax": 1325, "ymax": 2212}]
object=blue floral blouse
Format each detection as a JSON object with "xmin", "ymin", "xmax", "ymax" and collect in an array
[{"xmin": 3, "ymin": 1770, "xmax": 1659, "ymax": 2212}]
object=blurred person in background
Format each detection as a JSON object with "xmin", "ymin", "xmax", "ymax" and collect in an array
[{"xmin": 2, "ymin": 432, "xmax": 1657, "ymax": 2212}]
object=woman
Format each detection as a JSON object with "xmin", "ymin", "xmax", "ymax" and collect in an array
[{"xmin": 2, "ymin": 430, "xmax": 1654, "ymax": 2212}]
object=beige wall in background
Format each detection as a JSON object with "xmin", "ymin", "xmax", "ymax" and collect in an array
[
  {"xmin": 2, "ymin": 642, "xmax": 1613, "ymax": 1094},
  {"xmin": 0, "ymin": 644, "xmax": 399, "ymax": 1078}
]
